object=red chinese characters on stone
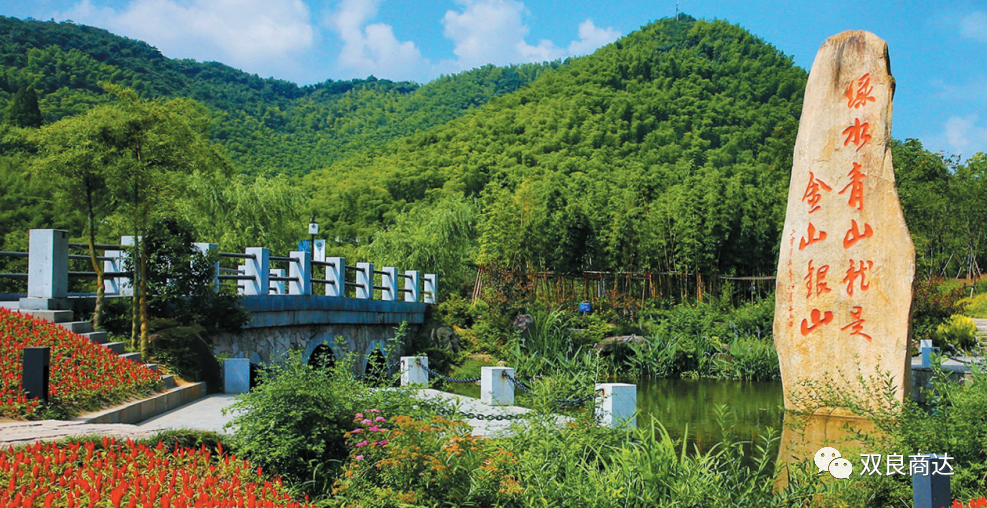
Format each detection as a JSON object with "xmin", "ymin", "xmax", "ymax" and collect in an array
[
  {"xmin": 841, "ymin": 306, "xmax": 872, "ymax": 341},
  {"xmin": 804, "ymin": 260, "xmax": 832, "ymax": 299},
  {"xmin": 842, "ymin": 259, "xmax": 874, "ymax": 297},
  {"xmin": 802, "ymin": 172, "xmax": 833, "ymax": 213},
  {"xmin": 800, "ymin": 308, "xmax": 834, "ymax": 336},
  {"xmin": 843, "ymin": 219, "xmax": 874, "ymax": 248},
  {"xmin": 842, "ymin": 118, "xmax": 872, "ymax": 152},
  {"xmin": 840, "ymin": 163, "xmax": 866, "ymax": 211},
  {"xmin": 845, "ymin": 73, "xmax": 876, "ymax": 109},
  {"xmin": 799, "ymin": 223, "xmax": 827, "ymax": 251}
]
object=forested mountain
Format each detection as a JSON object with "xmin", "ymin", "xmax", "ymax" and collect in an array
[
  {"xmin": 305, "ymin": 16, "xmax": 809, "ymax": 283},
  {"xmin": 0, "ymin": 15, "xmax": 555, "ymax": 174}
]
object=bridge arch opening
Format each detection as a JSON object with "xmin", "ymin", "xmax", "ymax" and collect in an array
[
  {"xmin": 308, "ymin": 343, "xmax": 336, "ymax": 372},
  {"xmin": 363, "ymin": 346, "xmax": 387, "ymax": 386}
]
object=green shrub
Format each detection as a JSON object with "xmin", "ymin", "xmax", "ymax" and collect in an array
[
  {"xmin": 714, "ymin": 337, "xmax": 781, "ymax": 381},
  {"xmin": 223, "ymin": 348, "xmax": 442, "ymax": 496},
  {"xmin": 931, "ymin": 314, "xmax": 979, "ymax": 352},
  {"xmin": 912, "ymin": 277, "xmax": 968, "ymax": 344}
]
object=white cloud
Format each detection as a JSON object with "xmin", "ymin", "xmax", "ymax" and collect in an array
[
  {"xmin": 60, "ymin": 0, "xmax": 313, "ymax": 72},
  {"xmin": 441, "ymin": 0, "xmax": 619, "ymax": 72},
  {"xmin": 938, "ymin": 115, "xmax": 987, "ymax": 156},
  {"xmin": 567, "ymin": 19, "xmax": 621, "ymax": 56},
  {"xmin": 960, "ymin": 11, "xmax": 987, "ymax": 43},
  {"xmin": 329, "ymin": 0, "xmax": 425, "ymax": 80}
]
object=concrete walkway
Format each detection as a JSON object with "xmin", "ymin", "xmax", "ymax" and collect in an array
[{"xmin": 0, "ymin": 390, "xmax": 555, "ymax": 447}]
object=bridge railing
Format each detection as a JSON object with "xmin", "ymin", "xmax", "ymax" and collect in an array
[{"xmin": 12, "ymin": 230, "xmax": 438, "ymax": 307}]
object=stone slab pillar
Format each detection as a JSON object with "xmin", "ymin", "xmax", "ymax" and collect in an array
[
  {"xmin": 21, "ymin": 230, "xmax": 69, "ymax": 310},
  {"xmin": 403, "ymin": 270, "xmax": 419, "ymax": 302},
  {"xmin": 401, "ymin": 356, "xmax": 428, "ymax": 386},
  {"xmin": 774, "ymin": 31, "xmax": 913, "ymax": 411},
  {"xmin": 423, "ymin": 273, "xmax": 437, "ymax": 303},
  {"xmin": 356, "ymin": 262, "xmax": 373, "ymax": 299},
  {"xmin": 193, "ymin": 242, "xmax": 219, "ymax": 291},
  {"xmin": 269, "ymin": 269, "xmax": 285, "ymax": 295},
  {"xmin": 117, "ymin": 236, "xmax": 137, "ymax": 297},
  {"xmin": 380, "ymin": 266, "xmax": 398, "ymax": 301},
  {"xmin": 325, "ymin": 257, "xmax": 343, "ymax": 297},
  {"xmin": 243, "ymin": 248, "xmax": 270, "ymax": 296},
  {"xmin": 289, "ymin": 250, "xmax": 312, "ymax": 295},
  {"xmin": 224, "ymin": 358, "xmax": 251, "ymax": 394},
  {"xmin": 596, "ymin": 383, "xmax": 636, "ymax": 428},
  {"xmin": 22, "ymin": 347, "xmax": 50, "ymax": 404},
  {"xmin": 481, "ymin": 366, "xmax": 514, "ymax": 406}
]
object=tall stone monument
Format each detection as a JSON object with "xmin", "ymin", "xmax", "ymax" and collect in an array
[{"xmin": 774, "ymin": 31, "xmax": 914, "ymax": 412}]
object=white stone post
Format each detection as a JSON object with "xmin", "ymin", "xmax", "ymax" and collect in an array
[
  {"xmin": 193, "ymin": 242, "xmax": 219, "ymax": 291},
  {"xmin": 243, "ymin": 247, "xmax": 270, "ymax": 296},
  {"xmin": 596, "ymin": 383, "xmax": 637, "ymax": 428},
  {"xmin": 481, "ymin": 366, "xmax": 514, "ymax": 406},
  {"xmin": 401, "ymin": 356, "xmax": 429, "ymax": 386},
  {"xmin": 21, "ymin": 229, "xmax": 69, "ymax": 310},
  {"xmin": 288, "ymin": 250, "xmax": 312, "ymax": 295},
  {"xmin": 103, "ymin": 248, "xmax": 123, "ymax": 295},
  {"xmin": 356, "ymin": 262, "xmax": 373, "ymax": 299},
  {"xmin": 403, "ymin": 270, "xmax": 419, "ymax": 302},
  {"xmin": 423, "ymin": 273, "xmax": 437, "ymax": 303},
  {"xmin": 269, "ymin": 269, "xmax": 285, "ymax": 295},
  {"xmin": 920, "ymin": 339, "xmax": 939, "ymax": 369},
  {"xmin": 325, "ymin": 257, "xmax": 343, "ymax": 297},
  {"xmin": 117, "ymin": 236, "xmax": 137, "ymax": 297},
  {"xmin": 381, "ymin": 266, "xmax": 398, "ymax": 301}
]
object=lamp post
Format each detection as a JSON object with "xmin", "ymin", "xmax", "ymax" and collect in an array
[{"xmin": 308, "ymin": 214, "xmax": 319, "ymax": 261}]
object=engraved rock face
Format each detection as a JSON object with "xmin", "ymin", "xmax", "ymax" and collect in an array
[{"xmin": 774, "ymin": 31, "xmax": 914, "ymax": 412}]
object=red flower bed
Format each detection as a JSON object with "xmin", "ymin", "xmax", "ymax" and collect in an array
[
  {"xmin": 0, "ymin": 308, "xmax": 161, "ymax": 419},
  {"xmin": 0, "ymin": 438, "xmax": 313, "ymax": 508}
]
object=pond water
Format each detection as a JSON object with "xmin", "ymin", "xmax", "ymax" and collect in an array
[
  {"xmin": 447, "ymin": 377, "xmax": 786, "ymax": 455},
  {"xmin": 632, "ymin": 377, "xmax": 785, "ymax": 454}
]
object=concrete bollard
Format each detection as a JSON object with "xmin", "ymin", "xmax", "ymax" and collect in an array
[
  {"xmin": 325, "ymin": 257, "xmax": 344, "ymax": 297},
  {"xmin": 356, "ymin": 262, "xmax": 373, "ymax": 299},
  {"xmin": 269, "ymin": 269, "xmax": 285, "ymax": 295},
  {"xmin": 403, "ymin": 270, "xmax": 419, "ymax": 302},
  {"xmin": 288, "ymin": 250, "xmax": 312, "ymax": 295},
  {"xmin": 913, "ymin": 454, "xmax": 951, "ymax": 508},
  {"xmin": 920, "ymin": 339, "xmax": 939, "ymax": 368},
  {"xmin": 20, "ymin": 229, "xmax": 69, "ymax": 310},
  {"xmin": 224, "ymin": 358, "xmax": 251, "ymax": 394},
  {"xmin": 596, "ymin": 383, "xmax": 637, "ymax": 428},
  {"xmin": 243, "ymin": 247, "xmax": 269, "ymax": 295},
  {"xmin": 22, "ymin": 347, "xmax": 50, "ymax": 404},
  {"xmin": 481, "ymin": 367, "xmax": 515, "ymax": 406},
  {"xmin": 401, "ymin": 356, "xmax": 429, "ymax": 386},
  {"xmin": 381, "ymin": 266, "xmax": 398, "ymax": 301}
]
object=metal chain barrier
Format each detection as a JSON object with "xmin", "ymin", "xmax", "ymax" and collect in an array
[
  {"xmin": 418, "ymin": 360, "xmax": 481, "ymax": 383},
  {"xmin": 418, "ymin": 401, "xmax": 530, "ymax": 421},
  {"xmin": 503, "ymin": 372, "xmax": 598, "ymax": 408}
]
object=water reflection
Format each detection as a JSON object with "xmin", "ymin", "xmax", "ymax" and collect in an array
[{"xmin": 633, "ymin": 377, "xmax": 786, "ymax": 453}]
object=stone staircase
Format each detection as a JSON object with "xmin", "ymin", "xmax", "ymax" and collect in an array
[
  {"xmin": 15, "ymin": 309, "xmax": 176, "ymax": 390},
  {"xmin": 975, "ymin": 318, "xmax": 987, "ymax": 349}
]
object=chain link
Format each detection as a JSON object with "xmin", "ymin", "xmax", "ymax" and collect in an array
[{"xmin": 422, "ymin": 364, "xmax": 481, "ymax": 384}]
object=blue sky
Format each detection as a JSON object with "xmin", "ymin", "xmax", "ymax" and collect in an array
[{"xmin": 2, "ymin": 0, "xmax": 986, "ymax": 158}]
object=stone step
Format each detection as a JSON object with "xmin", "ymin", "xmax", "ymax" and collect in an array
[
  {"xmin": 160, "ymin": 375, "xmax": 177, "ymax": 389},
  {"xmin": 82, "ymin": 331, "xmax": 109, "ymax": 344},
  {"xmin": 56, "ymin": 321, "xmax": 93, "ymax": 334},
  {"xmin": 119, "ymin": 352, "xmax": 143, "ymax": 364},
  {"xmin": 18, "ymin": 309, "xmax": 74, "ymax": 323},
  {"xmin": 144, "ymin": 363, "xmax": 159, "ymax": 372},
  {"xmin": 103, "ymin": 342, "xmax": 125, "ymax": 354}
]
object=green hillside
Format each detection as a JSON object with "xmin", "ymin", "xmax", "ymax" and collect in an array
[
  {"xmin": 304, "ymin": 16, "xmax": 808, "ymax": 283},
  {"xmin": 0, "ymin": 15, "xmax": 555, "ymax": 175}
]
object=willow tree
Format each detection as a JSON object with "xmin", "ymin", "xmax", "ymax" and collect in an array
[{"xmin": 90, "ymin": 83, "xmax": 233, "ymax": 357}]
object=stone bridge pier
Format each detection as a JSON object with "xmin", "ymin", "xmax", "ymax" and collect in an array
[{"xmin": 210, "ymin": 295, "xmax": 426, "ymax": 375}]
